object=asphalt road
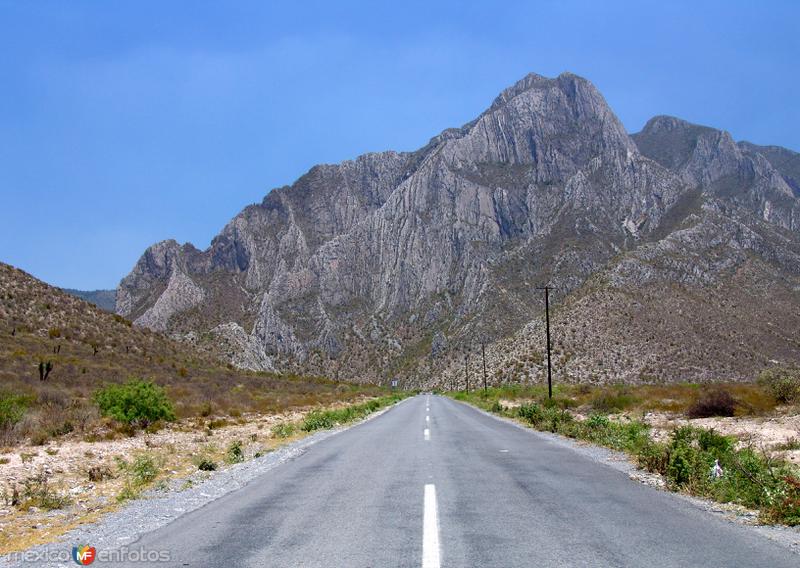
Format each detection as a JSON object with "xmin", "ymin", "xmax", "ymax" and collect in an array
[{"xmin": 114, "ymin": 395, "xmax": 798, "ymax": 567}]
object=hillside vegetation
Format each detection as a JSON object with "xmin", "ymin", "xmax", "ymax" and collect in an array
[{"xmin": 0, "ymin": 262, "xmax": 385, "ymax": 447}]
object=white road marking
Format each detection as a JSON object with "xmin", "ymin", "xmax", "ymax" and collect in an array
[
  {"xmin": 426, "ymin": 415, "xmax": 430, "ymax": 422},
  {"xmin": 422, "ymin": 484, "xmax": 440, "ymax": 568},
  {"xmin": 424, "ymin": 428, "xmax": 430, "ymax": 441},
  {"xmin": 499, "ymin": 449, "xmax": 509, "ymax": 453}
]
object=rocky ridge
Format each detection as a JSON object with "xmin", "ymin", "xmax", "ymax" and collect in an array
[{"xmin": 117, "ymin": 72, "xmax": 800, "ymax": 387}]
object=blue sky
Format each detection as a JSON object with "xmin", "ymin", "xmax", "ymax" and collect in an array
[{"xmin": 1, "ymin": 1, "xmax": 798, "ymax": 290}]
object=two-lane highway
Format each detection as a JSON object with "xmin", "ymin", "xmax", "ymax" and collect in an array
[{"xmin": 114, "ymin": 395, "xmax": 798, "ymax": 567}]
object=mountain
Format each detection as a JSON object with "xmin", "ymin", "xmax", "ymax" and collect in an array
[
  {"xmin": 117, "ymin": 73, "xmax": 800, "ymax": 387},
  {"xmin": 737, "ymin": 141, "xmax": 800, "ymax": 197},
  {"xmin": 62, "ymin": 288, "xmax": 116, "ymax": 312}
]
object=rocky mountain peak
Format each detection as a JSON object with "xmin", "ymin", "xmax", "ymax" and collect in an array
[
  {"xmin": 633, "ymin": 115, "xmax": 799, "ymax": 231},
  {"xmin": 116, "ymin": 72, "xmax": 800, "ymax": 386}
]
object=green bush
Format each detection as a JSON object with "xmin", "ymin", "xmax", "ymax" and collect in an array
[
  {"xmin": 271, "ymin": 422, "xmax": 296, "ymax": 438},
  {"xmin": 516, "ymin": 403, "xmax": 572, "ymax": 432},
  {"xmin": 698, "ymin": 428, "xmax": 733, "ymax": 456},
  {"xmin": 0, "ymin": 391, "xmax": 31, "ymax": 430},
  {"xmin": 130, "ymin": 454, "xmax": 159, "ymax": 484},
  {"xmin": 226, "ymin": 440, "xmax": 244, "ymax": 464},
  {"xmin": 115, "ymin": 454, "xmax": 160, "ymax": 502},
  {"xmin": 758, "ymin": 368, "xmax": 800, "ymax": 404},
  {"xmin": 586, "ymin": 414, "xmax": 610, "ymax": 429},
  {"xmin": 637, "ymin": 441, "xmax": 669, "ymax": 474},
  {"xmin": 196, "ymin": 458, "xmax": 217, "ymax": 471},
  {"xmin": 93, "ymin": 379, "xmax": 175, "ymax": 428},
  {"xmin": 667, "ymin": 444, "xmax": 696, "ymax": 486},
  {"xmin": 18, "ymin": 472, "xmax": 71, "ymax": 511}
]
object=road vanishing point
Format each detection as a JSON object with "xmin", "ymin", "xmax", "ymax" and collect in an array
[{"xmin": 114, "ymin": 395, "xmax": 798, "ymax": 567}]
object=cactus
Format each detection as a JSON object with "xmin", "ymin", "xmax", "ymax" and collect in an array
[{"xmin": 38, "ymin": 360, "xmax": 54, "ymax": 381}]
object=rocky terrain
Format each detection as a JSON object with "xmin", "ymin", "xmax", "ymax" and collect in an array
[{"xmin": 116, "ymin": 72, "xmax": 800, "ymax": 387}]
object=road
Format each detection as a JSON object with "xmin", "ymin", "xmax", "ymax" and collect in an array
[{"xmin": 114, "ymin": 395, "xmax": 798, "ymax": 567}]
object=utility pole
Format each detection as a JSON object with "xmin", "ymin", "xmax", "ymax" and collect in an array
[
  {"xmin": 481, "ymin": 340, "xmax": 488, "ymax": 394},
  {"xmin": 536, "ymin": 285, "xmax": 554, "ymax": 399}
]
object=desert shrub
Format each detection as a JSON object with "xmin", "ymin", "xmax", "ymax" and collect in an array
[
  {"xmin": 94, "ymin": 379, "xmax": 175, "ymax": 428},
  {"xmin": 758, "ymin": 368, "xmax": 800, "ymax": 404},
  {"xmin": 590, "ymin": 386, "xmax": 637, "ymax": 413},
  {"xmin": 586, "ymin": 413, "xmax": 610, "ymax": 429},
  {"xmin": 206, "ymin": 418, "xmax": 229, "ymax": 430},
  {"xmin": 0, "ymin": 392, "xmax": 31, "ymax": 430},
  {"xmin": 226, "ymin": 440, "xmax": 244, "ymax": 464},
  {"xmin": 87, "ymin": 465, "xmax": 113, "ymax": 482},
  {"xmin": 686, "ymin": 388, "xmax": 738, "ymax": 418},
  {"xmin": 196, "ymin": 458, "xmax": 217, "ymax": 471},
  {"xmin": 766, "ymin": 475, "xmax": 800, "ymax": 525},
  {"xmin": 516, "ymin": 403, "xmax": 572, "ymax": 432},
  {"xmin": 199, "ymin": 402, "xmax": 214, "ymax": 417},
  {"xmin": 301, "ymin": 395, "xmax": 404, "ymax": 432},
  {"xmin": 489, "ymin": 400, "xmax": 504, "ymax": 413},
  {"xmin": 775, "ymin": 438, "xmax": 800, "ymax": 451},
  {"xmin": 667, "ymin": 443, "xmax": 697, "ymax": 486},
  {"xmin": 698, "ymin": 428, "xmax": 734, "ymax": 456},
  {"xmin": 301, "ymin": 410, "xmax": 336, "ymax": 432},
  {"xmin": 637, "ymin": 441, "xmax": 669, "ymax": 475},
  {"xmin": 517, "ymin": 403, "xmax": 543, "ymax": 424},
  {"xmin": 271, "ymin": 422, "xmax": 296, "ymax": 439},
  {"xmin": 17, "ymin": 472, "xmax": 71, "ymax": 511},
  {"xmin": 116, "ymin": 454, "xmax": 159, "ymax": 501},
  {"xmin": 0, "ymin": 392, "xmax": 32, "ymax": 445},
  {"xmin": 130, "ymin": 454, "xmax": 159, "ymax": 484}
]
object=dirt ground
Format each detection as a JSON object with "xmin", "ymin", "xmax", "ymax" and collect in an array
[
  {"xmin": 0, "ymin": 409, "xmax": 310, "ymax": 553},
  {"xmin": 639, "ymin": 411, "xmax": 800, "ymax": 465},
  {"xmin": 499, "ymin": 398, "xmax": 799, "ymax": 464}
]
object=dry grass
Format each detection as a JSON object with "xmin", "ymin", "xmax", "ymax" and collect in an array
[
  {"xmin": 447, "ymin": 382, "xmax": 785, "ymax": 417},
  {"xmin": 0, "ymin": 262, "xmax": 387, "ymax": 447}
]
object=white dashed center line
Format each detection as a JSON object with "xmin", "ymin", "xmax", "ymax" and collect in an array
[
  {"xmin": 422, "ymin": 484, "xmax": 440, "ymax": 568},
  {"xmin": 424, "ymin": 428, "xmax": 430, "ymax": 441}
]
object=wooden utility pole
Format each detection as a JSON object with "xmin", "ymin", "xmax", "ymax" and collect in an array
[{"xmin": 536, "ymin": 285, "xmax": 554, "ymax": 399}]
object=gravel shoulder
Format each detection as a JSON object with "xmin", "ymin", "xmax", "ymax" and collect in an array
[
  {"xmin": 0, "ymin": 401, "xmax": 406, "ymax": 568},
  {"xmin": 461, "ymin": 400, "xmax": 800, "ymax": 556}
]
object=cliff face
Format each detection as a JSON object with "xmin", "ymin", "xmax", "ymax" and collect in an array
[{"xmin": 118, "ymin": 72, "xmax": 800, "ymax": 385}]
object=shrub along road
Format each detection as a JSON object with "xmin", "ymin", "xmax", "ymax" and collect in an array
[{"xmin": 111, "ymin": 395, "xmax": 797, "ymax": 567}]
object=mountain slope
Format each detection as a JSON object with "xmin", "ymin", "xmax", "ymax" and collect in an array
[
  {"xmin": 0, "ymin": 262, "xmax": 384, "ymax": 444},
  {"xmin": 118, "ymin": 73, "xmax": 800, "ymax": 386},
  {"xmin": 62, "ymin": 288, "xmax": 116, "ymax": 311}
]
